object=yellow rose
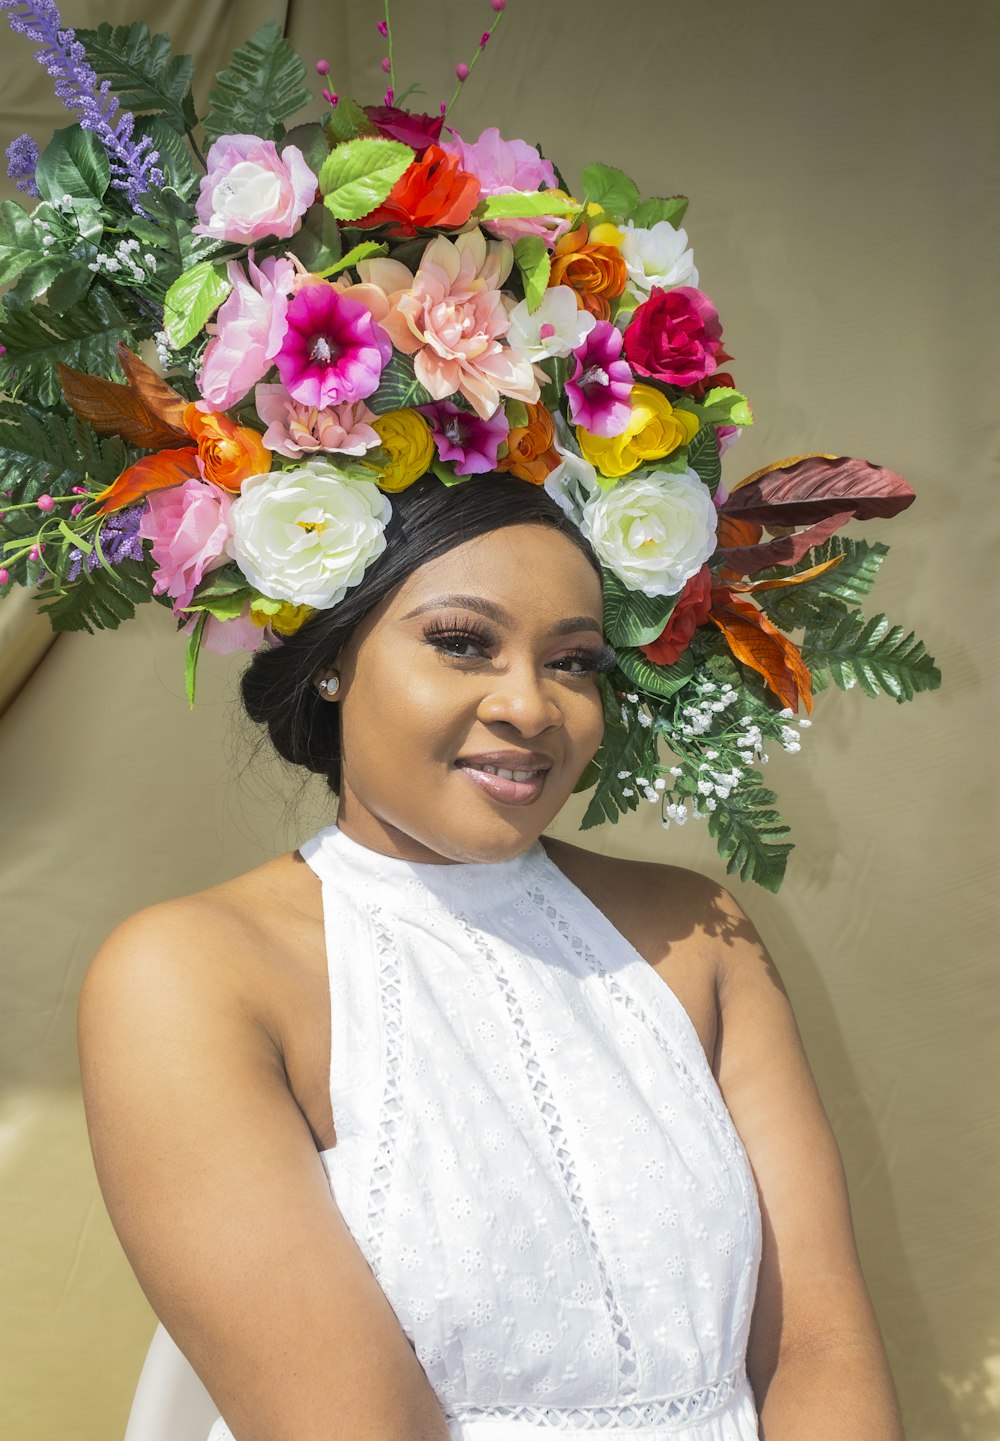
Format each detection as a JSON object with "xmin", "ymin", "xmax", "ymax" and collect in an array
[
  {"xmin": 577, "ymin": 384, "xmax": 700, "ymax": 478},
  {"xmin": 250, "ymin": 598, "xmax": 316, "ymax": 635},
  {"xmin": 588, "ymin": 220, "xmax": 625, "ymax": 250},
  {"xmin": 368, "ymin": 409, "xmax": 435, "ymax": 492}
]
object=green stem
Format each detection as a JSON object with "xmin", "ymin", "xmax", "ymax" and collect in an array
[
  {"xmin": 443, "ymin": 3, "xmax": 508, "ymax": 121},
  {"xmin": 384, "ymin": 0, "xmax": 396, "ymax": 92},
  {"xmin": 186, "ymin": 128, "xmax": 207, "ymax": 170}
]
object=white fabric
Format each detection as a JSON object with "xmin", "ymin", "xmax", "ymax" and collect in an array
[{"xmin": 207, "ymin": 823, "xmax": 762, "ymax": 1439}]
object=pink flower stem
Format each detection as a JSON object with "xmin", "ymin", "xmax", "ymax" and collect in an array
[
  {"xmin": 442, "ymin": 0, "xmax": 508, "ymax": 119},
  {"xmin": 383, "ymin": 0, "xmax": 396, "ymax": 92}
]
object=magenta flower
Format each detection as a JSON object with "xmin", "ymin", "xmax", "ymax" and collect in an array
[
  {"xmin": 418, "ymin": 400, "xmax": 510, "ymax": 475},
  {"xmin": 275, "ymin": 281, "xmax": 392, "ymax": 409},
  {"xmin": 565, "ymin": 321, "xmax": 634, "ymax": 437}
]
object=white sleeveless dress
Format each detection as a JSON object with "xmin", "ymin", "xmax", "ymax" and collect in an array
[{"xmin": 206, "ymin": 822, "xmax": 762, "ymax": 1440}]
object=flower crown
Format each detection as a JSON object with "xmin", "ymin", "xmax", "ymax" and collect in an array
[{"xmin": 0, "ymin": 0, "xmax": 941, "ymax": 889}]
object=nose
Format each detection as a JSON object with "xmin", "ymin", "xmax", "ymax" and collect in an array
[{"xmin": 476, "ymin": 660, "xmax": 565, "ymax": 737}]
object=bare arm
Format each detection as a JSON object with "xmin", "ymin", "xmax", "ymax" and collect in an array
[
  {"xmin": 77, "ymin": 901, "xmax": 452, "ymax": 1441},
  {"xmin": 706, "ymin": 882, "xmax": 904, "ymax": 1440}
]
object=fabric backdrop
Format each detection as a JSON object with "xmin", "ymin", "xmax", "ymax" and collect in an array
[{"xmin": 1, "ymin": 2, "xmax": 995, "ymax": 1438}]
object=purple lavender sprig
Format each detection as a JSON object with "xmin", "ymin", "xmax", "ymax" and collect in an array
[
  {"xmin": 0, "ymin": 0, "xmax": 164, "ymax": 211},
  {"xmin": 66, "ymin": 501, "xmax": 147, "ymax": 581},
  {"xmin": 6, "ymin": 133, "xmax": 40, "ymax": 197}
]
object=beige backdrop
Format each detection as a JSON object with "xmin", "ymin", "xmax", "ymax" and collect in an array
[{"xmin": 1, "ymin": 1, "xmax": 995, "ymax": 1437}]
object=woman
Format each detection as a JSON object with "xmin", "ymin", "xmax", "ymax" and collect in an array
[{"xmin": 77, "ymin": 474, "xmax": 904, "ymax": 1441}]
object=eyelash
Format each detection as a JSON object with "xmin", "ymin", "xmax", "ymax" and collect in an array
[{"xmin": 423, "ymin": 619, "xmax": 617, "ymax": 676}]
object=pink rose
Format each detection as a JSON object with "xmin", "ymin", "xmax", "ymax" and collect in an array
[
  {"xmin": 254, "ymin": 384, "xmax": 381, "ymax": 458},
  {"xmin": 138, "ymin": 478, "xmax": 233, "ymax": 611},
  {"xmin": 194, "ymin": 134, "xmax": 317, "ymax": 245},
  {"xmin": 623, "ymin": 286, "xmax": 724, "ymax": 388},
  {"xmin": 439, "ymin": 126, "xmax": 568, "ymax": 246},
  {"xmin": 197, "ymin": 254, "xmax": 296, "ymax": 411},
  {"xmin": 179, "ymin": 606, "xmax": 279, "ymax": 655}
]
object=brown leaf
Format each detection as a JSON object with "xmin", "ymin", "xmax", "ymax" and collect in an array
[
  {"xmin": 92, "ymin": 446, "xmax": 200, "ymax": 516},
  {"xmin": 708, "ymin": 587, "xmax": 814, "ymax": 714},
  {"xmin": 721, "ymin": 453, "xmax": 916, "ymax": 526},
  {"xmin": 723, "ymin": 553, "xmax": 845, "ymax": 593},
  {"xmin": 116, "ymin": 343, "xmax": 191, "ymax": 438},
  {"xmin": 716, "ymin": 508, "xmax": 855, "ymax": 575},
  {"xmin": 716, "ymin": 513, "xmax": 762, "ymax": 549},
  {"xmin": 56, "ymin": 361, "xmax": 190, "ymax": 450}
]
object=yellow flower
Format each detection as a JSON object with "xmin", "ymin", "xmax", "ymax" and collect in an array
[
  {"xmin": 368, "ymin": 409, "xmax": 434, "ymax": 492},
  {"xmin": 588, "ymin": 220, "xmax": 625, "ymax": 250},
  {"xmin": 577, "ymin": 383, "xmax": 700, "ymax": 478},
  {"xmin": 250, "ymin": 598, "xmax": 316, "ymax": 634}
]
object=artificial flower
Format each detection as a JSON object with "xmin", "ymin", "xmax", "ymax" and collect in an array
[
  {"xmin": 248, "ymin": 596, "xmax": 317, "ymax": 634},
  {"xmin": 419, "ymin": 399, "xmax": 510, "ymax": 475},
  {"xmin": 185, "ymin": 406, "xmax": 272, "ymax": 491},
  {"xmin": 639, "ymin": 563, "xmax": 713, "ymax": 665},
  {"xmin": 542, "ymin": 415, "xmax": 602, "ymax": 527},
  {"xmin": 138, "ymin": 477, "xmax": 233, "ymax": 610},
  {"xmin": 225, "ymin": 458, "xmax": 392, "ymax": 608},
  {"xmin": 275, "ymin": 281, "xmax": 392, "ymax": 409},
  {"xmin": 439, "ymin": 126, "xmax": 566, "ymax": 245},
  {"xmin": 506, "ymin": 286, "xmax": 596, "ymax": 363},
  {"xmin": 577, "ymin": 383, "xmax": 699, "ymax": 479},
  {"xmin": 623, "ymin": 285, "xmax": 724, "ymax": 388},
  {"xmin": 197, "ymin": 254, "xmax": 295, "ymax": 411},
  {"xmin": 364, "ymin": 104, "xmax": 444, "ymax": 151},
  {"xmin": 367, "ymin": 409, "xmax": 435, "ymax": 491},
  {"xmin": 193, "ymin": 135, "xmax": 317, "ymax": 245},
  {"xmin": 620, "ymin": 220, "xmax": 698, "ymax": 298},
  {"xmin": 179, "ymin": 606, "xmax": 280, "ymax": 655},
  {"xmin": 565, "ymin": 320, "xmax": 634, "ymax": 437},
  {"xmin": 496, "ymin": 402, "xmax": 560, "ymax": 484},
  {"xmin": 254, "ymin": 385, "xmax": 380, "ymax": 458},
  {"xmin": 578, "ymin": 467, "xmax": 718, "ymax": 597},
  {"xmin": 549, "ymin": 220, "xmax": 628, "ymax": 320},
  {"xmin": 363, "ymin": 229, "xmax": 539, "ymax": 418},
  {"xmin": 353, "ymin": 143, "xmax": 480, "ymax": 236}
]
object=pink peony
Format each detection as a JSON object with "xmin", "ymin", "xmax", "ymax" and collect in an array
[
  {"xmin": 197, "ymin": 254, "xmax": 296, "ymax": 411},
  {"xmin": 255, "ymin": 384, "xmax": 381, "ymax": 458},
  {"xmin": 275, "ymin": 281, "xmax": 392, "ymax": 409},
  {"xmin": 360, "ymin": 230, "xmax": 539, "ymax": 419},
  {"xmin": 194, "ymin": 135, "xmax": 317, "ymax": 245},
  {"xmin": 440, "ymin": 125, "xmax": 569, "ymax": 247},
  {"xmin": 138, "ymin": 478, "xmax": 234, "ymax": 611}
]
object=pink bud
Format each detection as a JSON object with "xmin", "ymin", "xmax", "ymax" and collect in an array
[
  {"xmin": 376, "ymin": 19, "xmax": 388, "ymax": 36},
  {"xmin": 0, "ymin": 568, "xmax": 9, "ymax": 585},
  {"xmin": 71, "ymin": 503, "xmax": 84, "ymax": 517},
  {"xmin": 384, "ymin": 87, "xmax": 394, "ymax": 104},
  {"xmin": 315, "ymin": 58, "xmax": 330, "ymax": 75},
  {"xmin": 72, "ymin": 485, "xmax": 88, "ymax": 494},
  {"xmin": 539, "ymin": 323, "xmax": 556, "ymax": 340},
  {"xmin": 322, "ymin": 87, "xmax": 338, "ymax": 105},
  {"xmin": 440, "ymin": 100, "xmax": 447, "ymax": 115},
  {"xmin": 480, "ymin": 30, "xmax": 490, "ymax": 46},
  {"xmin": 490, "ymin": 0, "xmax": 506, "ymax": 10},
  {"xmin": 380, "ymin": 55, "xmax": 391, "ymax": 72},
  {"xmin": 37, "ymin": 494, "xmax": 54, "ymax": 511},
  {"xmin": 28, "ymin": 546, "xmax": 38, "ymax": 561},
  {"xmin": 455, "ymin": 62, "xmax": 469, "ymax": 81}
]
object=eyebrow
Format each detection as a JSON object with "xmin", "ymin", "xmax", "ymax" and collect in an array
[{"xmin": 402, "ymin": 592, "xmax": 603, "ymax": 637}]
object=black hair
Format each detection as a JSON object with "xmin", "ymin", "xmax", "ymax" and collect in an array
[{"xmin": 239, "ymin": 471, "xmax": 603, "ymax": 798}]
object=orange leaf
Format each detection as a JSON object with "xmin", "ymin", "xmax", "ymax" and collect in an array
[
  {"xmin": 722, "ymin": 553, "xmax": 845, "ymax": 593},
  {"xmin": 708, "ymin": 587, "xmax": 814, "ymax": 714},
  {"xmin": 715, "ymin": 513, "xmax": 762, "ymax": 549},
  {"xmin": 116, "ymin": 343, "xmax": 191, "ymax": 437},
  {"xmin": 56, "ymin": 361, "xmax": 189, "ymax": 450},
  {"xmin": 92, "ymin": 447, "xmax": 200, "ymax": 516},
  {"xmin": 715, "ymin": 507, "xmax": 855, "ymax": 575}
]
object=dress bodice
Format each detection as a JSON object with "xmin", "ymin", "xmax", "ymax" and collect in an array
[{"xmin": 207, "ymin": 822, "xmax": 762, "ymax": 1440}]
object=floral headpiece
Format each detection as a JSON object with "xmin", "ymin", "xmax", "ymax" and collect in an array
[{"xmin": 0, "ymin": 1, "xmax": 941, "ymax": 888}]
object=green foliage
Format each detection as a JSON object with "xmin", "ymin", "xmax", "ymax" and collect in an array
[
  {"xmin": 801, "ymin": 610, "xmax": 941, "ymax": 702},
  {"xmin": 756, "ymin": 536, "xmax": 889, "ymax": 631},
  {"xmin": 707, "ymin": 774, "xmax": 792, "ymax": 892},
  {"xmin": 202, "ymin": 22, "xmax": 312, "ymax": 143},
  {"xmin": 134, "ymin": 116, "xmax": 199, "ymax": 196},
  {"xmin": 33, "ymin": 552, "xmax": 154, "ymax": 634},
  {"xmin": 481, "ymin": 191, "xmax": 577, "ymax": 219},
  {"xmin": 281, "ymin": 122, "xmax": 331, "ymax": 175},
  {"xmin": 686, "ymin": 424, "xmax": 721, "ymax": 494},
  {"xmin": 366, "ymin": 352, "xmax": 435, "ymax": 413},
  {"xmin": 513, "ymin": 235, "xmax": 550, "ymax": 313},
  {"xmin": 602, "ymin": 569, "xmax": 679, "ymax": 646},
  {"xmin": 616, "ymin": 646, "xmax": 696, "ymax": 699},
  {"xmin": 128, "ymin": 186, "xmax": 205, "ymax": 286},
  {"xmin": 286, "ymin": 203, "xmax": 343, "ymax": 272},
  {"xmin": 580, "ymin": 163, "xmax": 640, "ymax": 219},
  {"xmin": 626, "ymin": 195, "xmax": 689, "ymax": 229},
  {"xmin": 0, "ymin": 286, "xmax": 134, "ymax": 409},
  {"xmin": 324, "ymin": 96, "xmax": 378, "ymax": 145},
  {"xmin": 684, "ymin": 386, "xmax": 753, "ymax": 428},
  {"xmin": 163, "ymin": 260, "xmax": 232, "ymax": 348},
  {"xmin": 76, "ymin": 22, "xmax": 196, "ymax": 134},
  {"xmin": 0, "ymin": 400, "xmax": 128, "ymax": 504},
  {"xmin": 319, "ymin": 138, "xmax": 413, "ymax": 222},
  {"xmin": 33, "ymin": 126, "xmax": 110, "ymax": 209},
  {"xmin": 320, "ymin": 240, "xmax": 389, "ymax": 278},
  {"xmin": 185, "ymin": 610, "xmax": 208, "ymax": 708},
  {"xmin": 580, "ymin": 685, "xmax": 661, "ymax": 828},
  {"xmin": 0, "ymin": 200, "xmax": 52, "ymax": 287}
]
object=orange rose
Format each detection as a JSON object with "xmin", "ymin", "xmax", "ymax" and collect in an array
[
  {"xmin": 353, "ymin": 143, "xmax": 480, "ymax": 238},
  {"xmin": 184, "ymin": 405, "xmax": 271, "ymax": 492},
  {"xmin": 496, "ymin": 403, "xmax": 561, "ymax": 485},
  {"xmin": 548, "ymin": 221, "xmax": 627, "ymax": 321}
]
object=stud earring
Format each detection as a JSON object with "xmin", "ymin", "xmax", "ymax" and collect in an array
[{"xmin": 317, "ymin": 673, "xmax": 341, "ymax": 697}]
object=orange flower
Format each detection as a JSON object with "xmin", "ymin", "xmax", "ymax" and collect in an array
[
  {"xmin": 183, "ymin": 405, "xmax": 271, "ymax": 492},
  {"xmin": 548, "ymin": 221, "xmax": 627, "ymax": 321},
  {"xmin": 353, "ymin": 143, "xmax": 481, "ymax": 238},
  {"xmin": 496, "ymin": 403, "xmax": 561, "ymax": 485}
]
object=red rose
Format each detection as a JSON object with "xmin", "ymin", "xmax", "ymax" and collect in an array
[
  {"xmin": 639, "ymin": 564, "xmax": 714, "ymax": 666},
  {"xmin": 353, "ymin": 143, "xmax": 480, "ymax": 237},
  {"xmin": 623, "ymin": 285, "xmax": 724, "ymax": 388},
  {"xmin": 363, "ymin": 105, "xmax": 444, "ymax": 152}
]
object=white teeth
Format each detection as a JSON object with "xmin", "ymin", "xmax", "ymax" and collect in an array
[{"xmin": 478, "ymin": 765, "xmax": 541, "ymax": 782}]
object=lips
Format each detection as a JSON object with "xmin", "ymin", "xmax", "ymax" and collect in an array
[{"xmin": 454, "ymin": 754, "xmax": 550, "ymax": 806}]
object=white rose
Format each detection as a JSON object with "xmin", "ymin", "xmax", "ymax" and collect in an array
[
  {"xmin": 543, "ymin": 414, "xmax": 602, "ymax": 526},
  {"xmin": 620, "ymin": 221, "xmax": 698, "ymax": 297},
  {"xmin": 225, "ymin": 459, "xmax": 392, "ymax": 608},
  {"xmin": 578, "ymin": 468, "xmax": 717, "ymax": 597},
  {"xmin": 507, "ymin": 285, "xmax": 596, "ymax": 362}
]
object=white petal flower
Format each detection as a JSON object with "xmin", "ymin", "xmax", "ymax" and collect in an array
[
  {"xmin": 578, "ymin": 467, "xmax": 718, "ymax": 597},
  {"xmin": 543, "ymin": 413, "xmax": 602, "ymax": 527},
  {"xmin": 507, "ymin": 286, "xmax": 596, "ymax": 362},
  {"xmin": 621, "ymin": 221, "xmax": 698, "ymax": 298},
  {"xmin": 225, "ymin": 458, "xmax": 391, "ymax": 608}
]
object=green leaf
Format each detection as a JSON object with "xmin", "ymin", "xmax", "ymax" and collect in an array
[
  {"xmin": 686, "ymin": 424, "xmax": 721, "ymax": 494},
  {"xmin": 323, "ymin": 95, "xmax": 379, "ymax": 145},
  {"xmin": 202, "ymin": 21, "xmax": 312, "ymax": 143},
  {"xmin": 616, "ymin": 645, "xmax": 696, "ymax": 699},
  {"xmin": 626, "ymin": 196, "xmax": 689, "ymax": 229},
  {"xmin": 134, "ymin": 115, "xmax": 199, "ymax": 195},
  {"xmin": 129, "ymin": 186, "xmax": 207, "ymax": 284},
  {"xmin": 480, "ymin": 191, "xmax": 579, "ymax": 219},
  {"xmin": 365, "ymin": 350, "xmax": 436, "ymax": 414},
  {"xmin": 513, "ymin": 235, "xmax": 551, "ymax": 314},
  {"xmin": 580, "ymin": 163, "xmax": 640, "ymax": 219},
  {"xmin": 44, "ymin": 263, "xmax": 95, "ymax": 311},
  {"xmin": 602, "ymin": 570, "xmax": 680, "ymax": 646},
  {"xmin": 76, "ymin": 22, "xmax": 195, "ymax": 133},
  {"xmin": 707, "ymin": 774, "xmax": 792, "ymax": 892},
  {"xmin": 580, "ymin": 699, "xmax": 661, "ymax": 828},
  {"xmin": 286, "ymin": 202, "xmax": 343, "ymax": 273},
  {"xmin": 680, "ymin": 387, "xmax": 752, "ymax": 428},
  {"xmin": 0, "ymin": 286, "xmax": 134, "ymax": 409},
  {"xmin": 33, "ymin": 553, "xmax": 153, "ymax": 635},
  {"xmin": 184, "ymin": 609, "xmax": 208, "ymax": 709},
  {"xmin": 318, "ymin": 239, "xmax": 389, "ymax": 278},
  {"xmin": 34, "ymin": 125, "xmax": 110, "ymax": 208},
  {"xmin": 801, "ymin": 610, "xmax": 942, "ymax": 702},
  {"xmin": 429, "ymin": 454, "xmax": 470, "ymax": 488},
  {"xmin": 319, "ymin": 137, "xmax": 413, "ymax": 222},
  {"xmin": 163, "ymin": 260, "xmax": 232, "ymax": 348},
  {"xmin": 281, "ymin": 122, "xmax": 330, "ymax": 176},
  {"xmin": 0, "ymin": 400, "xmax": 131, "ymax": 505},
  {"xmin": 0, "ymin": 200, "xmax": 53, "ymax": 287}
]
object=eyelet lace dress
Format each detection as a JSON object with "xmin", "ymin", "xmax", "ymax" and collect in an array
[{"xmin": 205, "ymin": 823, "xmax": 762, "ymax": 1440}]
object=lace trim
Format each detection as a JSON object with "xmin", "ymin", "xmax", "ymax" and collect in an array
[
  {"xmin": 364, "ymin": 905, "xmax": 405, "ymax": 1273},
  {"xmin": 454, "ymin": 911, "xmax": 640, "ymax": 1396},
  {"xmin": 450, "ymin": 1364, "xmax": 744, "ymax": 1429}
]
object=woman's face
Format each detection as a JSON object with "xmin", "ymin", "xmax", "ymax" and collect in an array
[{"xmin": 322, "ymin": 522, "xmax": 612, "ymax": 864}]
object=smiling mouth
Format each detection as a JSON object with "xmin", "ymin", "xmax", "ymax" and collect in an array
[
  {"xmin": 470, "ymin": 764, "xmax": 546, "ymax": 781},
  {"xmin": 453, "ymin": 762, "xmax": 550, "ymax": 806}
]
